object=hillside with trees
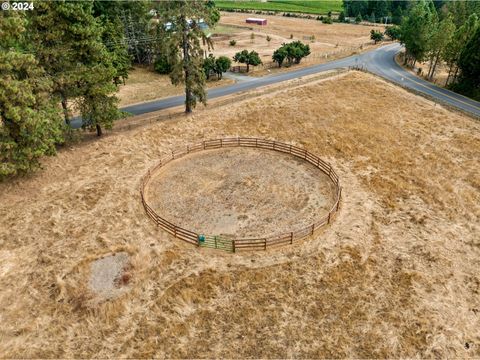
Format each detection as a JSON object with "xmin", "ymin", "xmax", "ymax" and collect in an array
[
  {"xmin": 396, "ymin": 0, "xmax": 480, "ymax": 100},
  {"xmin": 1, "ymin": 0, "xmax": 479, "ymax": 180},
  {"xmin": 0, "ymin": 0, "xmax": 222, "ymax": 179}
]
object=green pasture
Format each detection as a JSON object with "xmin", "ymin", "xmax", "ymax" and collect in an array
[{"xmin": 216, "ymin": 1, "xmax": 343, "ymax": 15}]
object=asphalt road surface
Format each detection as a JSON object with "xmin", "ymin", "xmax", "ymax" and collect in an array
[{"xmin": 71, "ymin": 43, "xmax": 480, "ymax": 128}]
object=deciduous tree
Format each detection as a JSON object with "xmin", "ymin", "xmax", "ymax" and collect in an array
[
  {"xmin": 370, "ymin": 30, "xmax": 384, "ymax": 44},
  {"xmin": 215, "ymin": 56, "xmax": 231, "ymax": 79},
  {"xmin": 233, "ymin": 50, "xmax": 262, "ymax": 72}
]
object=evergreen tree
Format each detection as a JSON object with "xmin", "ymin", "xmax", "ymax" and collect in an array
[
  {"xmin": 426, "ymin": 16, "xmax": 455, "ymax": 80},
  {"xmin": 385, "ymin": 25, "xmax": 401, "ymax": 40},
  {"xmin": 0, "ymin": 12, "xmax": 63, "ymax": 178},
  {"xmin": 99, "ymin": 16, "xmax": 131, "ymax": 86},
  {"xmin": 93, "ymin": 0, "xmax": 152, "ymax": 65},
  {"xmin": 29, "ymin": 1, "xmax": 122, "ymax": 136},
  {"xmin": 399, "ymin": 1, "xmax": 436, "ymax": 66},
  {"xmin": 444, "ymin": 14, "xmax": 478, "ymax": 84},
  {"xmin": 157, "ymin": 0, "xmax": 220, "ymax": 113},
  {"xmin": 453, "ymin": 26, "xmax": 480, "ymax": 100}
]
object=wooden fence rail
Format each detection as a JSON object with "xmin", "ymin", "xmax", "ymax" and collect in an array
[{"xmin": 140, "ymin": 138, "xmax": 342, "ymax": 253}]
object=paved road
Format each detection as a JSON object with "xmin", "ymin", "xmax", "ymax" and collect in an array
[{"xmin": 71, "ymin": 43, "xmax": 479, "ymax": 128}]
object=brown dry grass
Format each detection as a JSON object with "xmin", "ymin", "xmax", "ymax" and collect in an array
[
  {"xmin": 117, "ymin": 66, "xmax": 234, "ymax": 107},
  {"xmin": 396, "ymin": 52, "xmax": 450, "ymax": 87},
  {"xmin": 0, "ymin": 71, "xmax": 479, "ymax": 358},
  {"xmin": 215, "ymin": 12, "xmax": 385, "ymax": 73}
]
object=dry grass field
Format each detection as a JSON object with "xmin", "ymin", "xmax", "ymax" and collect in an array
[
  {"xmin": 213, "ymin": 12, "xmax": 385, "ymax": 72},
  {"xmin": 0, "ymin": 71, "xmax": 479, "ymax": 358},
  {"xmin": 396, "ymin": 52, "xmax": 450, "ymax": 87},
  {"xmin": 117, "ymin": 67, "xmax": 234, "ymax": 107}
]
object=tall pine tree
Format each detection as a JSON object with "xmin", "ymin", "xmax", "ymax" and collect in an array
[
  {"xmin": 0, "ymin": 12, "xmax": 63, "ymax": 178},
  {"xmin": 157, "ymin": 0, "xmax": 220, "ymax": 113},
  {"xmin": 454, "ymin": 26, "xmax": 480, "ymax": 100},
  {"xmin": 29, "ymin": 0, "xmax": 122, "ymax": 136}
]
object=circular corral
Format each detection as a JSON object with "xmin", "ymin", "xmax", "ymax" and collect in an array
[{"xmin": 141, "ymin": 138, "xmax": 341, "ymax": 252}]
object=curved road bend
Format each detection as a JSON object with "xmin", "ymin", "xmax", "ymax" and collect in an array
[{"xmin": 71, "ymin": 43, "xmax": 480, "ymax": 128}]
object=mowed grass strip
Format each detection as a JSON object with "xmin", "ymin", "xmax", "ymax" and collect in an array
[{"xmin": 216, "ymin": 0, "xmax": 342, "ymax": 15}]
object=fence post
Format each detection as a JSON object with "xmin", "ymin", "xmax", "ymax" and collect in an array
[
  {"xmin": 328, "ymin": 213, "xmax": 331, "ymax": 224},
  {"xmin": 337, "ymin": 188, "xmax": 342, "ymax": 211},
  {"xmin": 311, "ymin": 224, "xmax": 315, "ymax": 235},
  {"xmin": 232, "ymin": 240, "xmax": 236, "ymax": 253},
  {"xmin": 215, "ymin": 237, "xmax": 217, "ymax": 249},
  {"xmin": 264, "ymin": 238, "xmax": 267, "ymax": 250},
  {"xmin": 290, "ymin": 232, "xmax": 293, "ymax": 244}
]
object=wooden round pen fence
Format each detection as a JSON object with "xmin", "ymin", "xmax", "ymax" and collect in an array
[{"xmin": 140, "ymin": 138, "xmax": 342, "ymax": 252}]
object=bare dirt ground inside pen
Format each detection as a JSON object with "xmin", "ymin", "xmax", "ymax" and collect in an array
[
  {"xmin": 0, "ymin": 71, "xmax": 479, "ymax": 358},
  {"xmin": 146, "ymin": 147, "xmax": 336, "ymax": 238}
]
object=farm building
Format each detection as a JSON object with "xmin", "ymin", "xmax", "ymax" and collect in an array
[{"xmin": 246, "ymin": 18, "xmax": 267, "ymax": 25}]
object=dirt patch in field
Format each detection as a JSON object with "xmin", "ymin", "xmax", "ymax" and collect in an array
[
  {"xmin": 89, "ymin": 252, "xmax": 131, "ymax": 301},
  {"xmin": 146, "ymin": 147, "xmax": 337, "ymax": 238},
  {"xmin": 0, "ymin": 71, "xmax": 479, "ymax": 358}
]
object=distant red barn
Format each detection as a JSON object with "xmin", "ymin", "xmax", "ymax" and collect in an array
[{"xmin": 246, "ymin": 18, "xmax": 267, "ymax": 25}]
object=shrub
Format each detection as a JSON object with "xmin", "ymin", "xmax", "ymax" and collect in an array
[
  {"xmin": 229, "ymin": 39, "xmax": 236, "ymax": 46},
  {"xmin": 154, "ymin": 54, "xmax": 172, "ymax": 74},
  {"xmin": 203, "ymin": 54, "xmax": 232, "ymax": 80},
  {"xmin": 322, "ymin": 16, "xmax": 333, "ymax": 24},
  {"xmin": 370, "ymin": 30, "xmax": 384, "ymax": 44},
  {"xmin": 385, "ymin": 25, "xmax": 401, "ymax": 41}
]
